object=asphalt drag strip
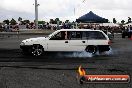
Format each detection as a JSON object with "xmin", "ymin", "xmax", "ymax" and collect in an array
[{"xmin": 0, "ymin": 34, "xmax": 131, "ymax": 88}]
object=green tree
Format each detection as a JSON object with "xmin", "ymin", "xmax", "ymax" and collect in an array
[
  {"xmin": 50, "ymin": 19, "xmax": 54, "ymax": 24},
  {"xmin": 38, "ymin": 21, "xmax": 45, "ymax": 24},
  {"xmin": 10, "ymin": 18, "xmax": 17, "ymax": 25},
  {"xmin": 18, "ymin": 17, "xmax": 22, "ymax": 22},
  {"xmin": 121, "ymin": 20, "xmax": 125, "ymax": 24},
  {"xmin": 59, "ymin": 21, "xmax": 62, "ymax": 25},
  {"xmin": 54, "ymin": 18, "xmax": 59, "ymax": 24},
  {"xmin": 128, "ymin": 17, "xmax": 131, "ymax": 23},
  {"xmin": 113, "ymin": 18, "xmax": 117, "ymax": 23},
  {"xmin": 55, "ymin": 18, "xmax": 59, "ymax": 21},
  {"xmin": 21, "ymin": 20, "xmax": 30, "ymax": 25},
  {"xmin": 23, "ymin": 20, "xmax": 30, "ymax": 24},
  {"xmin": 65, "ymin": 20, "xmax": 69, "ymax": 23},
  {"xmin": 3, "ymin": 19, "xmax": 10, "ymax": 25}
]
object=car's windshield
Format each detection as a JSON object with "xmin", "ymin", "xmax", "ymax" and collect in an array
[
  {"xmin": 48, "ymin": 33, "xmax": 53, "ymax": 38},
  {"xmin": 48, "ymin": 31, "xmax": 59, "ymax": 39}
]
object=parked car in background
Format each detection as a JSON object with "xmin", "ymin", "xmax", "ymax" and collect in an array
[{"xmin": 20, "ymin": 29, "xmax": 111, "ymax": 56}]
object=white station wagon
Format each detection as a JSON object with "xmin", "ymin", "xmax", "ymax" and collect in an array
[{"xmin": 20, "ymin": 29, "xmax": 111, "ymax": 56}]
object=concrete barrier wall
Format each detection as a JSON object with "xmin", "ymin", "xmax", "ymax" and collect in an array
[{"xmin": 0, "ymin": 29, "xmax": 55, "ymax": 35}]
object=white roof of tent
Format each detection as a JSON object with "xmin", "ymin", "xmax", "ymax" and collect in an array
[
  {"xmin": 124, "ymin": 23, "xmax": 132, "ymax": 26},
  {"xmin": 100, "ymin": 23, "xmax": 119, "ymax": 27}
]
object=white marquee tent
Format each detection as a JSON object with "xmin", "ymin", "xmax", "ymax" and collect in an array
[
  {"xmin": 100, "ymin": 23, "xmax": 119, "ymax": 27},
  {"xmin": 124, "ymin": 23, "xmax": 132, "ymax": 26}
]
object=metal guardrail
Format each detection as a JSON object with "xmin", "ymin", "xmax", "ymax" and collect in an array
[{"xmin": 0, "ymin": 29, "xmax": 55, "ymax": 35}]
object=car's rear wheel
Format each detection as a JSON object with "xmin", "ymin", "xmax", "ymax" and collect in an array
[
  {"xmin": 85, "ymin": 46, "xmax": 97, "ymax": 54},
  {"xmin": 31, "ymin": 45, "xmax": 44, "ymax": 56}
]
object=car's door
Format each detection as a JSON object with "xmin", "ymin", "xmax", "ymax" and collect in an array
[
  {"xmin": 68, "ymin": 31, "xmax": 87, "ymax": 51},
  {"xmin": 47, "ymin": 31, "xmax": 70, "ymax": 51}
]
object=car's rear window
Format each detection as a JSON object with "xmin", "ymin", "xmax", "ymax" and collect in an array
[
  {"xmin": 70, "ymin": 31, "xmax": 82, "ymax": 40},
  {"xmin": 82, "ymin": 31, "xmax": 107, "ymax": 40}
]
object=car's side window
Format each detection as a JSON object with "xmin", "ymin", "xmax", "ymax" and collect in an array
[
  {"xmin": 87, "ymin": 31, "xmax": 106, "ymax": 40},
  {"xmin": 49, "ymin": 31, "xmax": 106, "ymax": 40},
  {"xmin": 87, "ymin": 32, "xmax": 97, "ymax": 39},
  {"xmin": 70, "ymin": 31, "xmax": 82, "ymax": 40},
  {"xmin": 96, "ymin": 32, "xmax": 106, "ymax": 39},
  {"xmin": 82, "ymin": 31, "xmax": 87, "ymax": 40}
]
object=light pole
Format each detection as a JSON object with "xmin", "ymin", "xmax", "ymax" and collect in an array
[
  {"xmin": 35, "ymin": 0, "xmax": 39, "ymax": 29},
  {"xmin": 74, "ymin": 0, "xmax": 86, "ymax": 29},
  {"xmin": 82, "ymin": 0, "xmax": 86, "ymax": 3}
]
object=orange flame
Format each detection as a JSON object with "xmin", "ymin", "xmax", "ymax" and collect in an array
[{"xmin": 78, "ymin": 65, "xmax": 86, "ymax": 76}]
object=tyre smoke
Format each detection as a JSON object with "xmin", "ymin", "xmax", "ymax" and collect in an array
[
  {"xmin": 57, "ymin": 47, "xmax": 113, "ymax": 58},
  {"xmin": 65, "ymin": 51, "xmax": 93, "ymax": 58}
]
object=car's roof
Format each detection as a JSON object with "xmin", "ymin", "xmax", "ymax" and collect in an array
[{"xmin": 58, "ymin": 29, "xmax": 102, "ymax": 32}]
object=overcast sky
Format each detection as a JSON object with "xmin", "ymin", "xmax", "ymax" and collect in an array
[{"xmin": 0, "ymin": 0, "xmax": 132, "ymax": 22}]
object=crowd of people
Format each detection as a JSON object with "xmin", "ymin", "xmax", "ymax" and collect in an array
[
  {"xmin": 0, "ymin": 22, "xmax": 73, "ymax": 32},
  {"xmin": 0, "ymin": 22, "xmax": 130, "ymax": 34}
]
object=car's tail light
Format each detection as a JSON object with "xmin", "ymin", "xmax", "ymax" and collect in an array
[{"xmin": 108, "ymin": 40, "xmax": 111, "ymax": 45}]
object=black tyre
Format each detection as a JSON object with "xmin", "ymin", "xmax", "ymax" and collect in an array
[
  {"xmin": 85, "ymin": 46, "xmax": 97, "ymax": 54},
  {"xmin": 31, "ymin": 45, "xmax": 44, "ymax": 56}
]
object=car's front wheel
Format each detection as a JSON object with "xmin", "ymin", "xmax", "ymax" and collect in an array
[{"xmin": 31, "ymin": 45, "xmax": 44, "ymax": 56}]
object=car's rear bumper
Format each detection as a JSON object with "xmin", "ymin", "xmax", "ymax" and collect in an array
[{"xmin": 98, "ymin": 45, "xmax": 110, "ymax": 52}]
